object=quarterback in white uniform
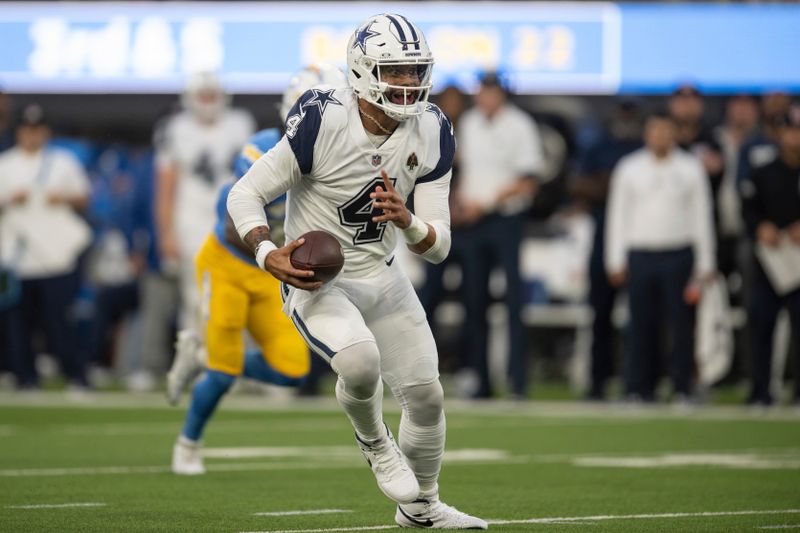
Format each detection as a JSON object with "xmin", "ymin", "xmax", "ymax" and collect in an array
[
  {"xmin": 155, "ymin": 72, "xmax": 255, "ymax": 327},
  {"xmin": 228, "ymin": 13, "xmax": 487, "ymax": 530}
]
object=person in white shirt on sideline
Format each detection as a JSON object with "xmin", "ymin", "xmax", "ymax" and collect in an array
[
  {"xmin": 0, "ymin": 104, "xmax": 92, "ymax": 389},
  {"xmin": 455, "ymin": 71, "xmax": 544, "ymax": 399},
  {"xmin": 605, "ymin": 112, "xmax": 716, "ymax": 402}
]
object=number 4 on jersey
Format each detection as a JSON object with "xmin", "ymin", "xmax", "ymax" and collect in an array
[{"xmin": 338, "ymin": 177, "xmax": 397, "ymax": 245}]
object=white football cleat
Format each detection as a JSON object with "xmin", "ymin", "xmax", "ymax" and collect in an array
[
  {"xmin": 396, "ymin": 497, "xmax": 488, "ymax": 529},
  {"xmin": 356, "ymin": 424, "xmax": 420, "ymax": 504},
  {"xmin": 166, "ymin": 330, "xmax": 204, "ymax": 406},
  {"xmin": 171, "ymin": 436, "xmax": 206, "ymax": 475}
]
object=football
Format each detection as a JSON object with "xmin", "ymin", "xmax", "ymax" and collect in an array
[{"xmin": 290, "ymin": 230, "xmax": 345, "ymax": 283}]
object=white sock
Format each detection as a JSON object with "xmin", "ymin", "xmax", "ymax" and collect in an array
[
  {"xmin": 398, "ymin": 410, "xmax": 445, "ymax": 493},
  {"xmin": 177, "ymin": 435, "xmax": 200, "ymax": 447},
  {"xmin": 336, "ymin": 377, "xmax": 384, "ymax": 441}
]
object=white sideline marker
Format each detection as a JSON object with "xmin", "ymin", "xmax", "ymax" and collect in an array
[
  {"xmin": 0, "ymin": 452, "xmax": 516, "ymax": 478},
  {"xmin": 254, "ymin": 510, "xmax": 352, "ymax": 517},
  {"xmin": 7, "ymin": 502, "xmax": 106, "ymax": 510},
  {"xmin": 240, "ymin": 509, "xmax": 800, "ymax": 533},
  {"xmin": 573, "ymin": 453, "xmax": 800, "ymax": 470}
]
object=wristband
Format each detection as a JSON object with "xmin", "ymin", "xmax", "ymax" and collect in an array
[
  {"xmin": 402, "ymin": 214, "xmax": 428, "ymax": 245},
  {"xmin": 255, "ymin": 240, "xmax": 278, "ymax": 271}
]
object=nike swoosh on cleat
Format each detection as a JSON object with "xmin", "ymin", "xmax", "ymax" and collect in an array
[
  {"xmin": 385, "ymin": 255, "xmax": 395, "ymax": 267},
  {"xmin": 399, "ymin": 506, "xmax": 433, "ymax": 527}
]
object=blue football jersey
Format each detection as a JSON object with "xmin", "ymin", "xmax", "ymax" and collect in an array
[{"xmin": 214, "ymin": 128, "xmax": 286, "ymax": 263}]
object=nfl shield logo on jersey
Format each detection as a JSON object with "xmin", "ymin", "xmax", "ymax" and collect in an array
[{"xmin": 371, "ymin": 154, "xmax": 382, "ymax": 166}]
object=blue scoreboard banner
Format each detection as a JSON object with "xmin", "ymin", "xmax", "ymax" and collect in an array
[{"xmin": 0, "ymin": 2, "xmax": 796, "ymax": 94}]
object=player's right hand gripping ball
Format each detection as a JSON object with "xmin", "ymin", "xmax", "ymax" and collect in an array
[{"xmin": 290, "ymin": 230, "xmax": 344, "ymax": 283}]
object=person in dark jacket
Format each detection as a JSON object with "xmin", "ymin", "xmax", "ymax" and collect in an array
[{"xmin": 740, "ymin": 105, "xmax": 800, "ymax": 406}]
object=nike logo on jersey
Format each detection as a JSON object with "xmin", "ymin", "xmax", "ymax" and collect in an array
[
  {"xmin": 385, "ymin": 255, "xmax": 395, "ymax": 267},
  {"xmin": 398, "ymin": 506, "xmax": 434, "ymax": 527}
]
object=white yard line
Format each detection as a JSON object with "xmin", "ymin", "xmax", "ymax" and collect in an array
[
  {"xmin": 56, "ymin": 419, "xmax": 347, "ymax": 437},
  {"xmin": 203, "ymin": 446, "xmax": 356, "ymax": 459},
  {"xmin": 1, "ymin": 391, "xmax": 799, "ymax": 421},
  {"xmin": 487, "ymin": 509, "xmax": 800, "ymax": 525},
  {"xmin": 243, "ymin": 526, "xmax": 397, "ymax": 533},
  {"xmin": 3, "ymin": 447, "xmax": 797, "ymax": 478},
  {"xmin": 0, "ymin": 462, "xmax": 347, "ymax": 477},
  {"xmin": 572, "ymin": 453, "xmax": 800, "ymax": 470},
  {"xmin": 5, "ymin": 446, "xmax": 800, "ymax": 478},
  {"xmin": 529, "ymin": 447, "xmax": 800, "ymax": 463},
  {"xmin": 7, "ymin": 502, "xmax": 106, "ymax": 509},
  {"xmin": 758, "ymin": 526, "xmax": 800, "ymax": 530},
  {"xmin": 0, "ymin": 457, "xmax": 521, "ymax": 477},
  {"xmin": 254, "ymin": 510, "xmax": 352, "ymax": 517},
  {"xmin": 0, "ymin": 465, "xmax": 172, "ymax": 477},
  {"xmin": 240, "ymin": 509, "xmax": 800, "ymax": 533},
  {"xmin": 204, "ymin": 447, "xmax": 510, "ymax": 462}
]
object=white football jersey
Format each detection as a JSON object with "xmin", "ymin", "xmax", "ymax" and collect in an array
[
  {"xmin": 232, "ymin": 87, "xmax": 454, "ymax": 277},
  {"xmin": 156, "ymin": 108, "xmax": 256, "ymax": 255}
]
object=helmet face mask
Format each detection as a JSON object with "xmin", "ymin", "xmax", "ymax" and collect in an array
[{"xmin": 347, "ymin": 14, "xmax": 434, "ymax": 121}]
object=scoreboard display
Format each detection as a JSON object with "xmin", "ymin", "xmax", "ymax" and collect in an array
[{"xmin": 0, "ymin": 2, "xmax": 796, "ymax": 95}]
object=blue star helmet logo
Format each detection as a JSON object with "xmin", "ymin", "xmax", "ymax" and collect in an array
[
  {"xmin": 301, "ymin": 88, "xmax": 342, "ymax": 116},
  {"xmin": 353, "ymin": 21, "xmax": 380, "ymax": 55}
]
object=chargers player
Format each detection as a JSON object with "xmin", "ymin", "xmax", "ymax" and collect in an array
[
  {"xmin": 228, "ymin": 14, "xmax": 487, "ymax": 529},
  {"xmin": 167, "ymin": 66, "xmax": 348, "ymax": 476}
]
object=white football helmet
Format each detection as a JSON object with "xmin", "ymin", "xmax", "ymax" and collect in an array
[
  {"xmin": 279, "ymin": 64, "xmax": 348, "ymax": 122},
  {"xmin": 347, "ymin": 13, "xmax": 433, "ymax": 121},
  {"xmin": 182, "ymin": 71, "xmax": 229, "ymax": 123}
]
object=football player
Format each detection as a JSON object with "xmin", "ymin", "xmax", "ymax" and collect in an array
[
  {"xmin": 154, "ymin": 71, "xmax": 256, "ymax": 333},
  {"xmin": 228, "ymin": 14, "xmax": 487, "ymax": 529},
  {"xmin": 167, "ymin": 66, "xmax": 348, "ymax": 475}
]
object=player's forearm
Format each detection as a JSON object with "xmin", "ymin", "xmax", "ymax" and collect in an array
[
  {"xmin": 155, "ymin": 167, "xmax": 177, "ymax": 238},
  {"xmin": 155, "ymin": 199, "xmax": 173, "ymax": 242},
  {"xmin": 227, "ymin": 175, "xmax": 271, "ymax": 243},
  {"xmin": 242, "ymin": 226, "xmax": 272, "ymax": 253},
  {"xmin": 244, "ymin": 226, "xmax": 280, "ymax": 273},
  {"xmin": 409, "ymin": 173, "xmax": 452, "ymax": 263},
  {"xmin": 66, "ymin": 194, "xmax": 89, "ymax": 212},
  {"xmin": 47, "ymin": 193, "xmax": 89, "ymax": 211},
  {"xmin": 407, "ymin": 223, "xmax": 436, "ymax": 254},
  {"xmin": 224, "ymin": 213, "xmax": 256, "ymax": 256},
  {"xmin": 404, "ymin": 216, "xmax": 451, "ymax": 264}
]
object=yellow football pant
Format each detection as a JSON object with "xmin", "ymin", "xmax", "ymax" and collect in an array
[{"xmin": 195, "ymin": 235, "xmax": 309, "ymax": 378}]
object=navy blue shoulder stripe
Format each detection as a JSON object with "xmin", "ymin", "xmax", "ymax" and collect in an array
[
  {"xmin": 285, "ymin": 88, "xmax": 342, "ymax": 175},
  {"xmin": 417, "ymin": 104, "xmax": 456, "ymax": 184}
]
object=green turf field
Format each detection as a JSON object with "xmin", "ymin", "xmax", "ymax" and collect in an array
[{"xmin": 0, "ymin": 393, "xmax": 798, "ymax": 532}]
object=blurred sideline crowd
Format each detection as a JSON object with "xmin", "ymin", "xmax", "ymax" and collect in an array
[{"xmin": 0, "ymin": 76, "xmax": 798, "ymax": 407}]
